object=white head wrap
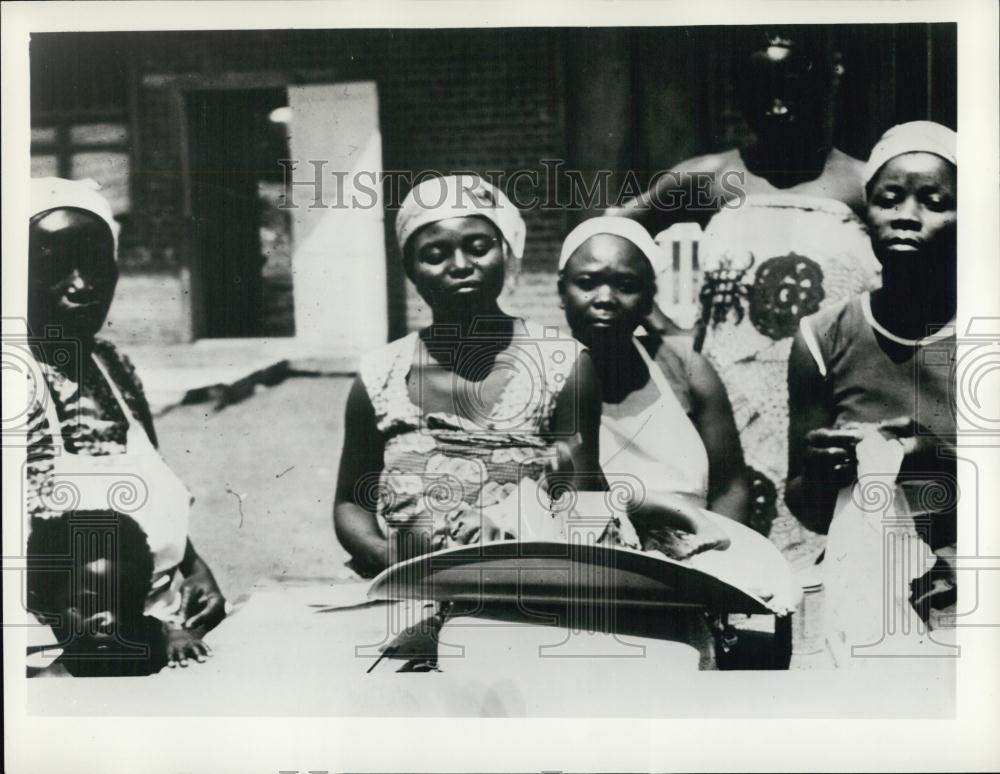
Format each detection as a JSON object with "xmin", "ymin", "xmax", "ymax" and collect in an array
[
  {"xmin": 863, "ymin": 121, "xmax": 957, "ymax": 191},
  {"xmin": 395, "ymin": 174, "xmax": 526, "ymax": 259},
  {"xmin": 30, "ymin": 177, "xmax": 120, "ymax": 258},
  {"xmin": 558, "ymin": 216, "xmax": 668, "ymax": 278}
]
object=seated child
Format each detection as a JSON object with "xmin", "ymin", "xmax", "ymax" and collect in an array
[{"xmin": 26, "ymin": 511, "xmax": 211, "ymax": 677}]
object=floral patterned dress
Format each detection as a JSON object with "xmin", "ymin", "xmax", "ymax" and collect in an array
[
  {"xmin": 697, "ymin": 194, "xmax": 882, "ymax": 566},
  {"xmin": 359, "ymin": 320, "xmax": 637, "ymax": 560}
]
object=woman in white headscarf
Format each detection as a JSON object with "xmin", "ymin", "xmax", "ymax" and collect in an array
[
  {"xmin": 24, "ymin": 178, "xmax": 227, "ymax": 673},
  {"xmin": 334, "ymin": 175, "xmax": 625, "ymax": 576},
  {"xmin": 558, "ymin": 217, "xmax": 801, "ymax": 669},
  {"xmin": 786, "ymin": 122, "xmax": 958, "ymax": 663},
  {"xmin": 558, "ymin": 217, "xmax": 750, "ymax": 536}
]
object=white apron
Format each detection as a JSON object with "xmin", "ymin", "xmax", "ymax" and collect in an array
[
  {"xmin": 31, "ymin": 353, "xmax": 191, "ymax": 619},
  {"xmin": 599, "ymin": 338, "xmax": 709, "ymax": 508},
  {"xmin": 597, "ymin": 338, "xmax": 715, "ymax": 667},
  {"xmin": 596, "ymin": 339, "xmax": 801, "ymax": 659}
]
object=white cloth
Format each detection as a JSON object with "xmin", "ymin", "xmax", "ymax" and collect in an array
[
  {"xmin": 822, "ymin": 430, "xmax": 938, "ymax": 667},
  {"xmin": 558, "ymin": 215, "xmax": 669, "ymax": 277},
  {"xmin": 862, "ymin": 120, "xmax": 957, "ymax": 190},
  {"xmin": 599, "ymin": 338, "xmax": 709, "ymax": 508},
  {"xmin": 30, "ymin": 177, "xmax": 120, "ymax": 257},
  {"xmin": 395, "ymin": 175, "xmax": 526, "ymax": 258},
  {"xmin": 31, "ymin": 353, "xmax": 191, "ymax": 618}
]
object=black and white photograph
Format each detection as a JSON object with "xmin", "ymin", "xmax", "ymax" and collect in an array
[{"xmin": 3, "ymin": 1, "xmax": 999, "ymax": 771}]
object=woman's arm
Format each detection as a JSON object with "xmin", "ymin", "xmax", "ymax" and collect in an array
[
  {"xmin": 549, "ymin": 348, "xmax": 607, "ymax": 492},
  {"xmin": 687, "ymin": 351, "xmax": 750, "ymax": 523},
  {"xmin": 333, "ymin": 376, "xmax": 389, "ymax": 576},
  {"xmin": 605, "ymin": 154, "xmax": 728, "ymax": 234},
  {"xmin": 785, "ymin": 331, "xmax": 852, "ymax": 533},
  {"xmin": 177, "ymin": 538, "xmax": 226, "ymax": 633}
]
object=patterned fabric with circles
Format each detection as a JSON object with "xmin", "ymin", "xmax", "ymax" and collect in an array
[{"xmin": 698, "ymin": 194, "xmax": 882, "ymax": 566}]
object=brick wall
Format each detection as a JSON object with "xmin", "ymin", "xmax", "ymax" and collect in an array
[
  {"xmin": 33, "ymin": 26, "xmax": 954, "ymax": 346},
  {"xmin": 129, "ymin": 29, "xmax": 570, "ymax": 340}
]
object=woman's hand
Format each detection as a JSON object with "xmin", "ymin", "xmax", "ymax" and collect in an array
[
  {"xmin": 802, "ymin": 426, "xmax": 867, "ymax": 490},
  {"xmin": 178, "ymin": 570, "xmax": 227, "ymax": 633},
  {"xmin": 164, "ymin": 625, "xmax": 212, "ymax": 668},
  {"xmin": 910, "ymin": 547, "xmax": 957, "ymax": 619},
  {"xmin": 437, "ymin": 503, "xmax": 511, "ymax": 547}
]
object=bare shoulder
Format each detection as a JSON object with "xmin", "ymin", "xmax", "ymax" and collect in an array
[
  {"xmin": 822, "ymin": 148, "xmax": 867, "ymax": 214},
  {"xmin": 671, "ymin": 149, "xmax": 740, "ymax": 177},
  {"xmin": 828, "ymin": 147, "xmax": 866, "ymax": 176}
]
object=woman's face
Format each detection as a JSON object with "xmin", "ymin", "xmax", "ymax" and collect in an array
[
  {"xmin": 28, "ymin": 208, "xmax": 118, "ymax": 339},
  {"xmin": 559, "ymin": 234, "xmax": 654, "ymax": 348},
  {"xmin": 866, "ymin": 152, "xmax": 957, "ymax": 272},
  {"xmin": 406, "ymin": 216, "xmax": 505, "ymax": 315}
]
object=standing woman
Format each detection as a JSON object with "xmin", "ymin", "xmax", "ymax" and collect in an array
[
  {"xmin": 334, "ymin": 176, "xmax": 617, "ymax": 577},
  {"xmin": 25, "ymin": 178, "xmax": 226, "ymax": 671},
  {"xmin": 786, "ymin": 122, "xmax": 958, "ymax": 654}
]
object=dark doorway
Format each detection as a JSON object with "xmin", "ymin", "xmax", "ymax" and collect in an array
[{"xmin": 188, "ymin": 88, "xmax": 295, "ymax": 338}]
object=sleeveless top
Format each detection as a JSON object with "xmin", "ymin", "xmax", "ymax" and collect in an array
[
  {"xmin": 698, "ymin": 193, "xmax": 882, "ymax": 564},
  {"xmin": 360, "ymin": 320, "xmax": 599, "ymax": 554}
]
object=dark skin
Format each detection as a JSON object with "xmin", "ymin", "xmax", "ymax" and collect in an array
[
  {"xmin": 786, "ymin": 153, "xmax": 958, "ymax": 534},
  {"xmin": 42, "ymin": 557, "xmax": 212, "ymax": 675},
  {"xmin": 28, "ymin": 208, "xmax": 226, "ymax": 661},
  {"xmin": 42, "ymin": 557, "xmax": 161, "ymax": 677},
  {"xmin": 28, "ymin": 209, "xmax": 119, "ymax": 346},
  {"xmin": 334, "ymin": 216, "xmax": 605, "ymax": 575},
  {"xmin": 558, "ymin": 234, "xmax": 750, "ymax": 550},
  {"xmin": 606, "ymin": 37, "xmax": 865, "ymax": 337},
  {"xmin": 609, "ymin": 37, "xmax": 864, "ymax": 233}
]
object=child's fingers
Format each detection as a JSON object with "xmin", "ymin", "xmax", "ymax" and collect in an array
[{"xmin": 194, "ymin": 641, "xmax": 212, "ymax": 661}]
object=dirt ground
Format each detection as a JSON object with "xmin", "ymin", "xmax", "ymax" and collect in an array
[{"xmin": 155, "ymin": 375, "xmax": 354, "ymax": 603}]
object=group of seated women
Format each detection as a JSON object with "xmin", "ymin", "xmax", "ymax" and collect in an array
[
  {"xmin": 23, "ymin": 119, "xmax": 957, "ymax": 676},
  {"xmin": 335, "ymin": 119, "xmax": 959, "ymax": 660}
]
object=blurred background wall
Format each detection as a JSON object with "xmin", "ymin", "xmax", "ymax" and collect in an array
[{"xmin": 29, "ymin": 25, "xmax": 956, "ymax": 348}]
